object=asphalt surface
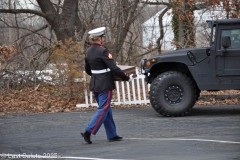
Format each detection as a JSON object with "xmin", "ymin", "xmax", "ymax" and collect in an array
[{"xmin": 0, "ymin": 104, "xmax": 240, "ymax": 160}]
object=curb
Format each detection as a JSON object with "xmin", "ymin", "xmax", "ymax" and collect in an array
[{"xmin": 199, "ymin": 94, "xmax": 240, "ymax": 101}]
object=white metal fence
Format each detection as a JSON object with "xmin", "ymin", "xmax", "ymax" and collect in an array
[{"xmin": 76, "ymin": 68, "xmax": 151, "ymax": 108}]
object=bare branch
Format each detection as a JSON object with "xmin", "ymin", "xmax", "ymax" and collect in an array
[
  {"xmin": 16, "ymin": 25, "xmax": 49, "ymax": 42},
  {"xmin": 194, "ymin": 2, "xmax": 208, "ymax": 10},
  {"xmin": 141, "ymin": 0, "xmax": 172, "ymax": 7},
  {"xmin": 0, "ymin": 24, "xmax": 49, "ymax": 41},
  {"xmin": 0, "ymin": 9, "xmax": 46, "ymax": 18},
  {"xmin": 135, "ymin": 47, "xmax": 158, "ymax": 58}
]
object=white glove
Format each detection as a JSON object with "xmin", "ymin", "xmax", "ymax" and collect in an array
[{"xmin": 128, "ymin": 74, "xmax": 133, "ymax": 82}]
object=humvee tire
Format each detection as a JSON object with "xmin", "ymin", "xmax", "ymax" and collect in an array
[{"xmin": 149, "ymin": 71, "xmax": 197, "ymax": 117}]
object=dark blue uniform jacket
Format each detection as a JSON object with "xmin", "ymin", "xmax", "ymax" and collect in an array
[{"xmin": 85, "ymin": 43, "xmax": 129, "ymax": 92}]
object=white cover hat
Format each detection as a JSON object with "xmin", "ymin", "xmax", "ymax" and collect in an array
[{"xmin": 88, "ymin": 27, "xmax": 106, "ymax": 36}]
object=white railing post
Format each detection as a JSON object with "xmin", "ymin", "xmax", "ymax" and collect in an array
[
  {"xmin": 90, "ymin": 91, "xmax": 93, "ymax": 106},
  {"xmin": 141, "ymin": 77, "xmax": 147, "ymax": 104},
  {"xmin": 76, "ymin": 68, "xmax": 150, "ymax": 108},
  {"xmin": 136, "ymin": 76, "xmax": 141, "ymax": 104},
  {"xmin": 131, "ymin": 79, "xmax": 136, "ymax": 104},
  {"xmin": 115, "ymin": 81, "xmax": 120, "ymax": 105},
  {"xmin": 121, "ymin": 81, "xmax": 126, "ymax": 103},
  {"xmin": 126, "ymin": 82, "xmax": 131, "ymax": 104}
]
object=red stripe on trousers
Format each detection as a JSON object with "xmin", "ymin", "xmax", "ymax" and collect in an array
[{"xmin": 91, "ymin": 91, "xmax": 110, "ymax": 134}]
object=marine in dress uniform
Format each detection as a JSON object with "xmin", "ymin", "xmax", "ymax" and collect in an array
[{"xmin": 81, "ymin": 27, "xmax": 133, "ymax": 144}]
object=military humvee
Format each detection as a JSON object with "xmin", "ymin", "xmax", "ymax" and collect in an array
[{"xmin": 140, "ymin": 18, "xmax": 240, "ymax": 117}]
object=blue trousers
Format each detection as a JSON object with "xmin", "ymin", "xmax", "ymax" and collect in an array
[{"xmin": 85, "ymin": 90, "xmax": 117, "ymax": 140}]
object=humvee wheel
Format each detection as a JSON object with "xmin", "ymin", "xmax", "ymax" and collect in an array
[{"xmin": 149, "ymin": 71, "xmax": 197, "ymax": 117}]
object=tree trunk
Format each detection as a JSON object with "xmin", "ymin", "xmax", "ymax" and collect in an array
[
  {"xmin": 157, "ymin": 7, "xmax": 169, "ymax": 53},
  {"xmin": 178, "ymin": 1, "xmax": 185, "ymax": 46},
  {"xmin": 36, "ymin": 0, "xmax": 79, "ymax": 41},
  {"xmin": 172, "ymin": 0, "xmax": 195, "ymax": 48}
]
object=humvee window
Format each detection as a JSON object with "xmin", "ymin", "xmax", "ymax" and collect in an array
[{"xmin": 222, "ymin": 29, "xmax": 240, "ymax": 48}]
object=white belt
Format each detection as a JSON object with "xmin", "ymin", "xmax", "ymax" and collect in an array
[{"xmin": 91, "ymin": 68, "xmax": 111, "ymax": 74}]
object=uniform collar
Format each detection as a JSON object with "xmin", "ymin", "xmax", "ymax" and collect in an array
[
  {"xmin": 92, "ymin": 42, "xmax": 101, "ymax": 46},
  {"xmin": 92, "ymin": 43, "xmax": 105, "ymax": 49}
]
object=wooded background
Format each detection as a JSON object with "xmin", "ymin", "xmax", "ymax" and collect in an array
[{"xmin": 0, "ymin": 0, "xmax": 239, "ymax": 113}]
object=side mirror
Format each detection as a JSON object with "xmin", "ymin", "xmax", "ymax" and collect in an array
[{"xmin": 222, "ymin": 36, "xmax": 231, "ymax": 48}]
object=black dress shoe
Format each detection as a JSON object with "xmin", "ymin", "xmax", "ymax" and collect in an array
[
  {"xmin": 109, "ymin": 135, "xmax": 123, "ymax": 142},
  {"xmin": 81, "ymin": 131, "xmax": 92, "ymax": 144}
]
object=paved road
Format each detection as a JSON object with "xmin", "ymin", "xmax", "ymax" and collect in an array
[{"xmin": 0, "ymin": 105, "xmax": 240, "ymax": 160}]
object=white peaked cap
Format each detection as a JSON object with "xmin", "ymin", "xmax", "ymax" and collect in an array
[{"xmin": 88, "ymin": 27, "xmax": 106, "ymax": 36}]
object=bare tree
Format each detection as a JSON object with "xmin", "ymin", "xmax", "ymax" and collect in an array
[
  {"xmin": 142, "ymin": 0, "xmax": 240, "ymax": 51},
  {"xmin": 0, "ymin": 0, "xmax": 147, "ymax": 59},
  {"xmin": 0, "ymin": 0, "xmax": 148, "ymax": 91}
]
